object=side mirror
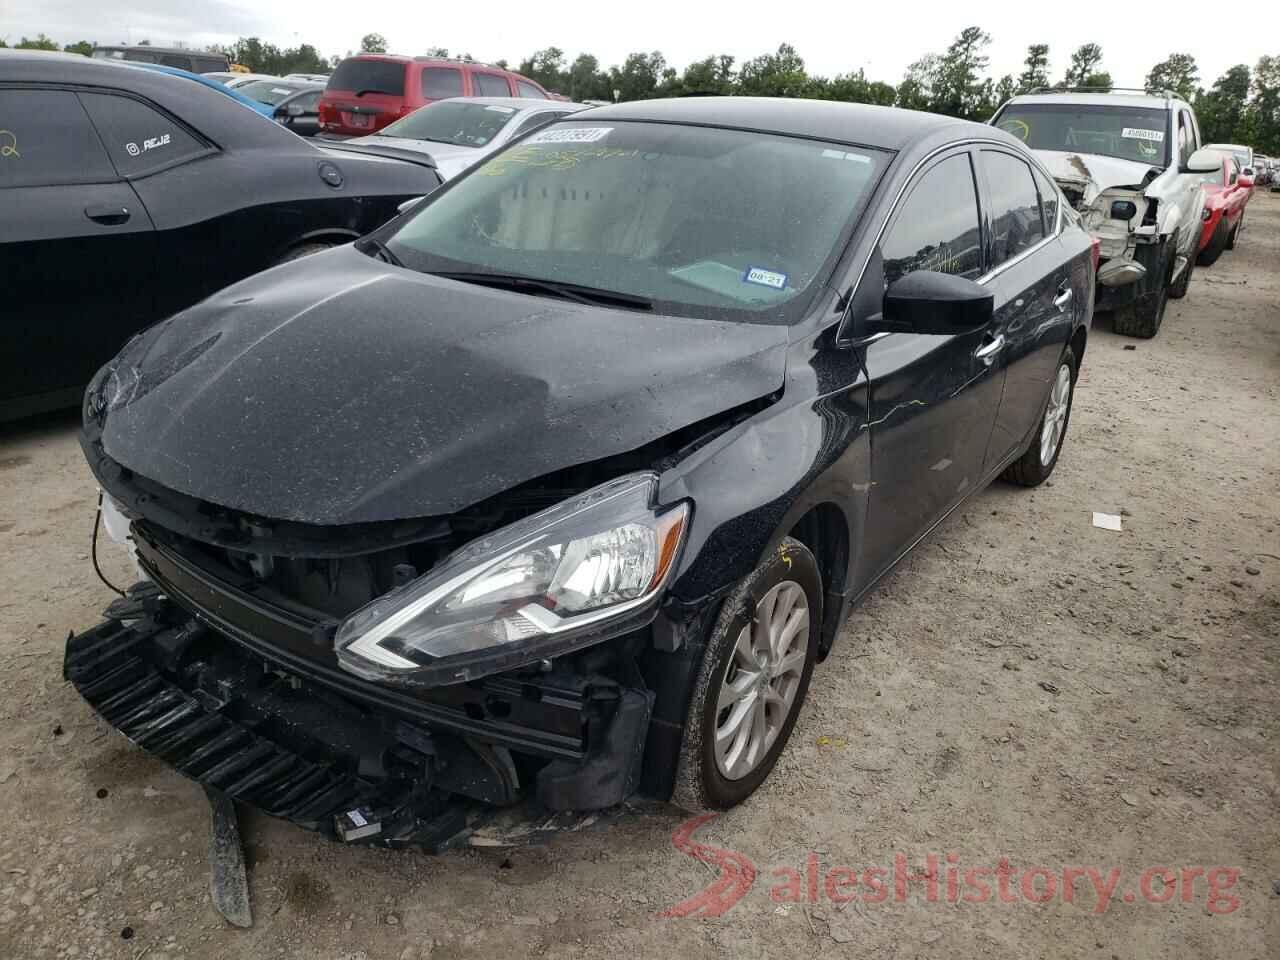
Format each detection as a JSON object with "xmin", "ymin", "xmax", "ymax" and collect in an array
[
  {"xmin": 1185, "ymin": 148, "xmax": 1223, "ymax": 173},
  {"xmin": 875, "ymin": 271, "xmax": 994, "ymax": 336}
]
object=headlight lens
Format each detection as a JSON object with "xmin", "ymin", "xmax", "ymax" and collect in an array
[{"xmin": 335, "ymin": 473, "xmax": 688, "ymax": 685}]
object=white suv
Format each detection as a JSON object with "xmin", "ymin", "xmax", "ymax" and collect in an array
[{"xmin": 991, "ymin": 90, "xmax": 1218, "ymax": 337}]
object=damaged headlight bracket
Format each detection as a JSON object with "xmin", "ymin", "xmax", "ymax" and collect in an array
[{"xmin": 335, "ymin": 473, "xmax": 689, "ymax": 688}]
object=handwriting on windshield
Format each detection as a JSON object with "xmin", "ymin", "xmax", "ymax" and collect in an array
[
  {"xmin": 0, "ymin": 130, "xmax": 19, "ymax": 159},
  {"xmin": 479, "ymin": 145, "xmax": 640, "ymax": 176}
]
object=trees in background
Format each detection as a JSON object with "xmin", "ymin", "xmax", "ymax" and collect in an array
[{"xmin": 15, "ymin": 25, "xmax": 1280, "ymax": 152}]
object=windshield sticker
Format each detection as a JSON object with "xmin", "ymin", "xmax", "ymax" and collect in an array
[
  {"xmin": 998, "ymin": 119, "xmax": 1030, "ymax": 141},
  {"xmin": 0, "ymin": 129, "xmax": 19, "ymax": 159},
  {"xmin": 1121, "ymin": 127, "xmax": 1165, "ymax": 142},
  {"xmin": 478, "ymin": 144, "xmax": 639, "ymax": 175},
  {"xmin": 485, "ymin": 105, "xmax": 516, "ymax": 113},
  {"xmin": 821, "ymin": 148, "xmax": 871, "ymax": 164},
  {"xmin": 744, "ymin": 266, "xmax": 788, "ymax": 290},
  {"xmin": 526, "ymin": 126, "xmax": 613, "ymax": 145},
  {"xmin": 125, "ymin": 133, "xmax": 171, "ymax": 157}
]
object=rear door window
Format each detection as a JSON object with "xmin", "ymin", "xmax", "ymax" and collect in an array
[
  {"xmin": 981, "ymin": 150, "xmax": 1046, "ymax": 265},
  {"xmin": 473, "ymin": 73, "xmax": 513, "ymax": 97},
  {"xmin": 0, "ymin": 89, "xmax": 117, "ymax": 187},
  {"xmin": 421, "ymin": 67, "xmax": 463, "ymax": 99},
  {"xmin": 328, "ymin": 59, "xmax": 406, "ymax": 96},
  {"xmin": 881, "ymin": 153, "xmax": 983, "ymax": 285},
  {"xmin": 516, "ymin": 80, "xmax": 546, "ymax": 99},
  {"xmin": 78, "ymin": 92, "xmax": 210, "ymax": 177},
  {"xmin": 1031, "ymin": 167, "xmax": 1060, "ymax": 231}
]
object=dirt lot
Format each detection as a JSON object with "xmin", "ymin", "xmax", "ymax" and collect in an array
[{"xmin": 1, "ymin": 196, "xmax": 1277, "ymax": 960}]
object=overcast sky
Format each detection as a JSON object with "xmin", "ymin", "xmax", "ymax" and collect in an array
[{"xmin": 4, "ymin": 0, "xmax": 1270, "ymax": 91}]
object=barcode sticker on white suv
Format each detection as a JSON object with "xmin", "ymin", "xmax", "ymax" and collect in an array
[
  {"xmin": 527, "ymin": 127, "xmax": 613, "ymax": 144},
  {"xmin": 1121, "ymin": 128, "xmax": 1165, "ymax": 142}
]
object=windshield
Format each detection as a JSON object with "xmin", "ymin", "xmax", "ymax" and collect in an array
[
  {"xmin": 236, "ymin": 80, "xmax": 313, "ymax": 105},
  {"xmin": 996, "ymin": 104, "xmax": 1170, "ymax": 166},
  {"xmin": 327, "ymin": 58, "xmax": 405, "ymax": 96},
  {"xmin": 380, "ymin": 100, "xmax": 519, "ymax": 147},
  {"xmin": 385, "ymin": 121, "xmax": 889, "ymax": 324}
]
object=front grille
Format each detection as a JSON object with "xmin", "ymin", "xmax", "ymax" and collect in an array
[{"xmin": 65, "ymin": 620, "xmax": 386, "ymax": 829}]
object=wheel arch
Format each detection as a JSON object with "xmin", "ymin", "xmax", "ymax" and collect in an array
[{"xmin": 786, "ymin": 502, "xmax": 851, "ymax": 660}]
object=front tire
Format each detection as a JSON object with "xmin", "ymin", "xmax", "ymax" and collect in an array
[
  {"xmin": 275, "ymin": 242, "xmax": 334, "ymax": 265},
  {"xmin": 1112, "ymin": 241, "xmax": 1173, "ymax": 339},
  {"xmin": 1197, "ymin": 220, "xmax": 1229, "ymax": 267},
  {"xmin": 1001, "ymin": 345, "xmax": 1077, "ymax": 488},
  {"xmin": 671, "ymin": 537, "xmax": 822, "ymax": 811}
]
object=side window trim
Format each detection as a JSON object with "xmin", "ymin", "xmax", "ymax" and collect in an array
[{"xmin": 77, "ymin": 89, "xmax": 217, "ymax": 181}]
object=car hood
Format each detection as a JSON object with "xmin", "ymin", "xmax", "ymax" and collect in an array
[
  {"xmin": 1035, "ymin": 150, "xmax": 1160, "ymax": 204},
  {"xmin": 90, "ymin": 246, "xmax": 789, "ymax": 525},
  {"xmin": 346, "ymin": 136, "xmax": 479, "ymax": 178}
]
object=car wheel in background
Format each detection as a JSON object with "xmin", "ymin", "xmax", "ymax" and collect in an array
[
  {"xmin": 672, "ymin": 537, "xmax": 822, "ymax": 811},
  {"xmin": 1001, "ymin": 345, "xmax": 1077, "ymax": 488},
  {"xmin": 274, "ymin": 242, "xmax": 335, "ymax": 265},
  {"xmin": 1197, "ymin": 220, "xmax": 1229, "ymax": 267},
  {"xmin": 1225, "ymin": 215, "xmax": 1241, "ymax": 250}
]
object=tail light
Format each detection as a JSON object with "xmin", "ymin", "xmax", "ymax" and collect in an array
[{"xmin": 1090, "ymin": 236, "xmax": 1101, "ymax": 274}]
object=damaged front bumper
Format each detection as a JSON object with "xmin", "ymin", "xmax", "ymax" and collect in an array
[{"xmin": 65, "ymin": 528, "xmax": 657, "ymax": 850}]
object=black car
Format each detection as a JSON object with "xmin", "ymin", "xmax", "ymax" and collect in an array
[
  {"xmin": 1, "ymin": 51, "xmax": 441, "ymax": 420},
  {"xmin": 69, "ymin": 98, "xmax": 1094, "ymax": 847},
  {"xmin": 232, "ymin": 78, "xmax": 325, "ymax": 137}
]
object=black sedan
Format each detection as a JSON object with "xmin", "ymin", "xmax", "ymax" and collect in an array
[
  {"xmin": 0, "ymin": 51, "xmax": 440, "ymax": 420},
  {"xmin": 70, "ymin": 98, "xmax": 1094, "ymax": 845}
]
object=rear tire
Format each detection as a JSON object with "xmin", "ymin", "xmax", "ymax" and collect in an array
[
  {"xmin": 671, "ymin": 538, "xmax": 821, "ymax": 812},
  {"xmin": 1196, "ymin": 220, "xmax": 1229, "ymax": 267},
  {"xmin": 1001, "ymin": 346, "xmax": 1077, "ymax": 488}
]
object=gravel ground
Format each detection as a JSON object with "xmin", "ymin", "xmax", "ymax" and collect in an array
[{"xmin": 1, "ymin": 195, "xmax": 1277, "ymax": 960}]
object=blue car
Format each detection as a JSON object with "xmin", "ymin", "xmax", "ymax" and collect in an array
[{"xmin": 106, "ymin": 60, "xmax": 275, "ymax": 117}]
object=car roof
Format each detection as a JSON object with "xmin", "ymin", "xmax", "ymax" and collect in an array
[
  {"xmin": 573, "ymin": 97, "xmax": 984, "ymax": 151},
  {"xmin": 94, "ymin": 44, "xmax": 222, "ymax": 58},
  {"xmin": 1004, "ymin": 91, "xmax": 1182, "ymax": 111},
  {"xmin": 440, "ymin": 95, "xmax": 588, "ymax": 112},
  {"xmin": 0, "ymin": 49, "xmax": 294, "ymax": 142}
]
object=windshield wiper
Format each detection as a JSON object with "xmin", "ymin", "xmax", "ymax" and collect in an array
[
  {"xmin": 430, "ymin": 271, "xmax": 653, "ymax": 311},
  {"xmin": 356, "ymin": 236, "xmax": 403, "ymax": 267}
]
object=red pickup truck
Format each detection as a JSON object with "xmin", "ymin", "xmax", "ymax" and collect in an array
[{"xmin": 1196, "ymin": 154, "xmax": 1253, "ymax": 266}]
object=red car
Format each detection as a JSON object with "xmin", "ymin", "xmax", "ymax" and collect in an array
[
  {"xmin": 1196, "ymin": 154, "xmax": 1253, "ymax": 266},
  {"xmin": 317, "ymin": 55, "xmax": 551, "ymax": 138}
]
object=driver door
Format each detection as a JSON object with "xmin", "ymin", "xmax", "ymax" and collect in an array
[{"xmin": 853, "ymin": 150, "xmax": 1005, "ymax": 584}]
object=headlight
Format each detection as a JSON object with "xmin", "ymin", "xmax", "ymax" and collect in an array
[{"xmin": 335, "ymin": 473, "xmax": 689, "ymax": 686}]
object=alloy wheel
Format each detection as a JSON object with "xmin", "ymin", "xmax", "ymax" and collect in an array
[
  {"xmin": 1040, "ymin": 363, "xmax": 1072, "ymax": 466},
  {"xmin": 713, "ymin": 580, "xmax": 809, "ymax": 780}
]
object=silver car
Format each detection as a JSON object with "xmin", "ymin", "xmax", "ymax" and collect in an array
[{"xmin": 347, "ymin": 96, "xmax": 589, "ymax": 180}]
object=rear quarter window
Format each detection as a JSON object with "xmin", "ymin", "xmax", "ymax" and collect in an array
[
  {"xmin": 78, "ymin": 92, "xmax": 209, "ymax": 177},
  {"xmin": 0, "ymin": 89, "xmax": 117, "ymax": 187},
  {"xmin": 472, "ymin": 73, "xmax": 513, "ymax": 97},
  {"xmin": 422, "ymin": 68, "xmax": 463, "ymax": 99}
]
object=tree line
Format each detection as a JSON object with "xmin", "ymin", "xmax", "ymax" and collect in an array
[{"xmin": 5, "ymin": 28, "xmax": 1278, "ymax": 153}]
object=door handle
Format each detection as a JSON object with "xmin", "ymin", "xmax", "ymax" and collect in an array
[
  {"xmin": 975, "ymin": 334, "xmax": 1005, "ymax": 363},
  {"xmin": 1053, "ymin": 287, "xmax": 1073, "ymax": 312},
  {"xmin": 84, "ymin": 204, "xmax": 131, "ymax": 226}
]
